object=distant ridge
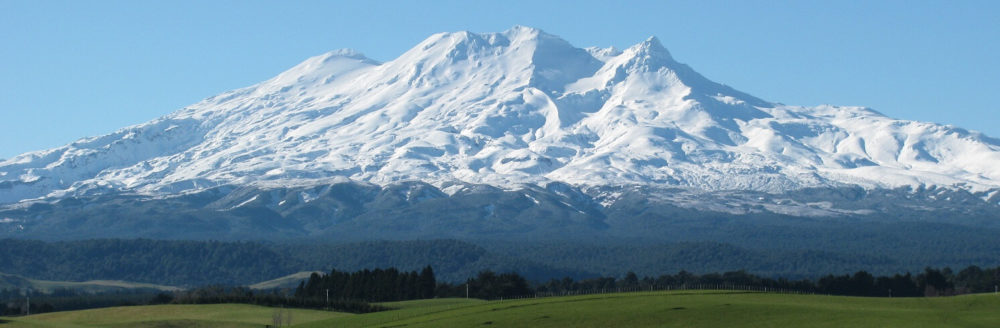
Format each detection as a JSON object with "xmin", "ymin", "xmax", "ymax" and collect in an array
[{"xmin": 0, "ymin": 271, "xmax": 180, "ymax": 293}]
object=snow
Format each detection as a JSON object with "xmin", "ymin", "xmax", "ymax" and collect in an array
[
  {"xmin": 2, "ymin": 26, "xmax": 1000, "ymax": 205},
  {"xmin": 524, "ymin": 193, "xmax": 541, "ymax": 205},
  {"xmin": 227, "ymin": 195, "xmax": 259, "ymax": 210}
]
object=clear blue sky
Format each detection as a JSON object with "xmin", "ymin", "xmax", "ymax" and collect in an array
[{"xmin": 1, "ymin": 0, "xmax": 998, "ymax": 159}]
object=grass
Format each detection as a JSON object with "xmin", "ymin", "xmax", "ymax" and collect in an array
[
  {"xmin": 303, "ymin": 290, "xmax": 1000, "ymax": 328},
  {"xmin": 0, "ymin": 304, "xmax": 350, "ymax": 328},
  {"xmin": 3, "ymin": 291, "xmax": 999, "ymax": 327}
]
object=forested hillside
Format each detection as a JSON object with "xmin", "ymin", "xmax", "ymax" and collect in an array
[{"xmin": 2, "ymin": 238, "xmax": 998, "ymax": 287}]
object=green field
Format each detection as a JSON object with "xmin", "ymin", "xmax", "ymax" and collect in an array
[
  {"xmin": 3, "ymin": 291, "xmax": 999, "ymax": 327},
  {"xmin": 0, "ymin": 304, "xmax": 350, "ymax": 327}
]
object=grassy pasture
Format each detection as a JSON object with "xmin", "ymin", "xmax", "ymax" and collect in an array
[
  {"xmin": 3, "ymin": 290, "xmax": 999, "ymax": 327},
  {"xmin": 0, "ymin": 304, "xmax": 349, "ymax": 327}
]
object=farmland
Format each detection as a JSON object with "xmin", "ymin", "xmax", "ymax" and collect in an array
[{"xmin": 3, "ymin": 290, "xmax": 998, "ymax": 327}]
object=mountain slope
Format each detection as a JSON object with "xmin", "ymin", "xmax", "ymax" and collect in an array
[{"xmin": 2, "ymin": 26, "xmax": 1000, "ymax": 206}]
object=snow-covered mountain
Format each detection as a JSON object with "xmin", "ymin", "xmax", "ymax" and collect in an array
[{"xmin": 3, "ymin": 26, "xmax": 1000, "ymax": 206}]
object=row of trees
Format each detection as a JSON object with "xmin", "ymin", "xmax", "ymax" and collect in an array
[
  {"xmin": 1, "ymin": 288, "xmax": 169, "ymax": 315},
  {"xmin": 172, "ymin": 286, "xmax": 384, "ymax": 313},
  {"xmin": 536, "ymin": 266, "xmax": 1000, "ymax": 297},
  {"xmin": 288, "ymin": 265, "xmax": 999, "ymax": 300},
  {"xmin": 294, "ymin": 266, "xmax": 436, "ymax": 302},
  {"xmin": 4, "ymin": 265, "xmax": 998, "ymax": 316},
  {"xmin": 1, "ymin": 301, "xmax": 53, "ymax": 316},
  {"xmin": 816, "ymin": 265, "xmax": 1000, "ymax": 297},
  {"xmin": 5, "ymin": 238, "xmax": 995, "ymax": 288},
  {"xmin": 436, "ymin": 270, "xmax": 533, "ymax": 299}
]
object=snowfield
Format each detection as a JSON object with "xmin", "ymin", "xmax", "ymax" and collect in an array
[{"xmin": 2, "ymin": 26, "xmax": 999, "ymax": 205}]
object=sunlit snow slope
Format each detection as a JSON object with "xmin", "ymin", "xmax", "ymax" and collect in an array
[{"xmin": 3, "ymin": 26, "xmax": 1000, "ymax": 204}]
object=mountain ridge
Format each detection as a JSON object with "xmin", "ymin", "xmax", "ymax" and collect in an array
[{"xmin": 2, "ymin": 26, "xmax": 1000, "ymax": 206}]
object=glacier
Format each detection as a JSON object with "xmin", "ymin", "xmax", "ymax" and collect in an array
[{"xmin": 2, "ymin": 25, "xmax": 1000, "ymax": 206}]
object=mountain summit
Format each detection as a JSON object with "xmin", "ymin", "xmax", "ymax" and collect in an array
[{"xmin": 3, "ymin": 26, "xmax": 1000, "ymax": 205}]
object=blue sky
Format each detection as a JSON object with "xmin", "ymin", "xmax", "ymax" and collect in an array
[{"xmin": 1, "ymin": 0, "xmax": 997, "ymax": 159}]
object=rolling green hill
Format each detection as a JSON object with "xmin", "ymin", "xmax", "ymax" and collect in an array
[{"xmin": 3, "ymin": 291, "xmax": 998, "ymax": 327}]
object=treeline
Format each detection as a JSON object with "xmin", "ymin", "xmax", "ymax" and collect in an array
[
  {"xmin": 0, "ymin": 238, "xmax": 572, "ymax": 286},
  {"xmin": 535, "ymin": 266, "xmax": 1000, "ymax": 297},
  {"xmin": 5, "ymin": 238, "xmax": 998, "ymax": 288},
  {"xmin": 4, "ymin": 265, "xmax": 998, "ymax": 316},
  {"xmin": 168, "ymin": 266, "xmax": 444, "ymax": 313},
  {"xmin": 282, "ymin": 265, "xmax": 1000, "ymax": 301},
  {"xmin": 1, "ymin": 266, "xmax": 443, "ymax": 316},
  {"xmin": 172, "ymin": 286, "xmax": 384, "ymax": 314},
  {"xmin": 291, "ymin": 267, "xmax": 532, "ymax": 300},
  {"xmin": 1, "ymin": 286, "xmax": 385, "ymax": 315},
  {"xmin": 0, "ymin": 288, "xmax": 170, "ymax": 316},
  {"xmin": 816, "ymin": 266, "xmax": 999, "ymax": 297},
  {"xmin": 294, "ymin": 266, "xmax": 436, "ymax": 302},
  {"xmin": 436, "ymin": 270, "xmax": 533, "ymax": 299}
]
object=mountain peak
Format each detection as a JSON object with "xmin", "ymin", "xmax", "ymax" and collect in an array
[
  {"xmin": 322, "ymin": 48, "xmax": 376, "ymax": 62},
  {"xmin": 504, "ymin": 25, "xmax": 544, "ymax": 38},
  {"xmin": 642, "ymin": 36, "xmax": 667, "ymax": 50},
  {"xmin": 2, "ymin": 28, "xmax": 1000, "ymax": 205},
  {"xmin": 629, "ymin": 36, "xmax": 674, "ymax": 61},
  {"xmin": 264, "ymin": 48, "xmax": 379, "ymax": 88}
]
